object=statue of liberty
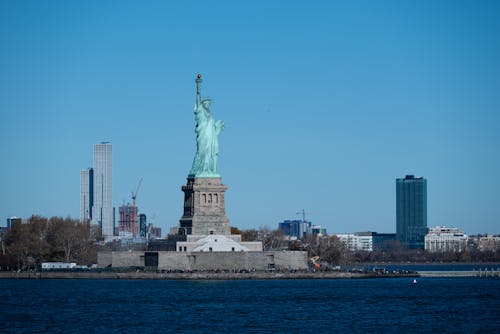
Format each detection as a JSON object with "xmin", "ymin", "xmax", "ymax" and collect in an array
[{"xmin": 189, "ymin": 74, "xmax": 224, "ymax": 177}]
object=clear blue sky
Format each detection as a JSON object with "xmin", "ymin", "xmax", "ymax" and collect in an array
[{"xmin": 1, "ymin": 1, "xmax": 499, "ymax": 235}]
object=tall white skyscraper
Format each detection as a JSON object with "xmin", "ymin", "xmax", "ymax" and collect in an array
[
  {"xmin": 80, "ymin": 168, "xmax": 93, "ymax": 222},
  {"xmin": 92, "ymin": 142, "xmax": 113, "ymax": 237}
]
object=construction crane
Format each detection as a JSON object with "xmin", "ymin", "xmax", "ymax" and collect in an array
[
  {"xmin": 131, "ymin": 177, "xmax": 143, "ymax": 237},
  {"xmin": 296, "ymin": 209, "xmax": 309, "ymax": 222}
]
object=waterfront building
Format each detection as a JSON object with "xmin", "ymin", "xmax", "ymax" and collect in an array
[
  {"xmin": 425, "ymin": 226, "xmax": 468, "ymax": 253},
  {"xmin": 91, "ymin": 142, "xmax": 114, "ymax": 237},
  {"xmin": 335, "ymin": 232, "xmax": 396, "ymax": 252},
  {"xmin": 80, "ymin": 168, "xmax": 93, "ymax": 223},
  {"xmin": 336, "ymin": 233, "xmax": 373, "ymax": 252},
  {"xmin": 396, "ymin": 175, "xmax": 428, "ymax": 249},
  {"xmin": 478, "ymin": 235, "xmax": 500, "ymax": 252},
  {"xmin": 372, "ymin": 232, "xmax": 397, "ymax": 251},
  {"xmin": 278, "ymin": 220, "xmax": 312, "ymax": 239}
]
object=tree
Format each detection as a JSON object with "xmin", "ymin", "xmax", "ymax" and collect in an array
[
  {"xmin": 230, "ymin": 226, "xmax": 242, "ymax": 235},
  {"xmin": 319, "ymin": 236, "xmax": 347, "ymax": 265},
  {"xmin": 241, "ymin": 229, "xmax": 259, "ymax": 242},
  {"xmin": 3, "ymin": 215, "xmax": 51, "ymax": 269},
  {"xmin": 259, "ymin": 227, "xmax": 286, "ymax": 251},
  {"xmin": 27, "ymin": 215, "xmax": 50, "ymax": 264},
  {"xmin": 48, "ymin": 217, "xmax": 92, "ymax": 263},
  {"xmin": 2, "ymin": 215, "xmax": 99, "ymax": 269},
  {"xmin": 4, "ymin": 222, "xmax": 35, "ymax": 269}
]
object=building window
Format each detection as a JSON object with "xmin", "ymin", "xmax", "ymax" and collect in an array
[
  {"xmin": 184, "ymin": 246, "xmax": 187, "ymax": 252},
  {"xmin": 232, "ymin": 247, "xmax": 235, "ymax": 252},
  {"xmin": 214, "ymin": 194, "xmax": 218, "ymax": 203},
  {"xmin": 178, "ymin": 247, "xmax": 182, "ymax": 252},
  {"xmin": 202, "ymin": 194, "xmax": 206, "ymax": 203},
  {"xmin": 209, "ymin": 247, "xmax": 213, "ymax": 252},
  {"xmin": 208, "ymin": 194, "xmax": 212, "ymax": 204},
  {"xmin": 210, "ymin": 230, "xmax": 214, "ymax": 235}
]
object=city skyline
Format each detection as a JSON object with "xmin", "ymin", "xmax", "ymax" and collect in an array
[{"xmin": 1, "ymin": 1, "xmax": 499, "ymax": 235}]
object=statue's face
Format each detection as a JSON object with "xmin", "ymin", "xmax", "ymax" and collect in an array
[{"xmin": 203, "ymin": 100, "xmax": 211, "ymax": 108}]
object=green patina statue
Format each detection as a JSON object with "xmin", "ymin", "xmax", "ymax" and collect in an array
[{"xmin": 189, "ymin": 74, "xmax": 224, "ymax": 178}]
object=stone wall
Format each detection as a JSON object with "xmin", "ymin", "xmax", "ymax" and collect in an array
[
  {"xmin": 273, "ymin": 251, "xmax": 309, "ymax": 270},
  {"xmin": 97, "ymin": 252, "xmax": 112, "ymax": 267},
  {"xmin": 112, "ymin": 251, "xmax": 144, "ymax": 267},
  {"xmin": 158, "ymin": 252, "xmax": 190, "ymax": 269},
  {"xmin": 98, "ymin": 250, "xmax": 308, "ymax": 271},
  {"xmin": 240, "ymin": 242, "xmax": 264, "ymax": 252}
]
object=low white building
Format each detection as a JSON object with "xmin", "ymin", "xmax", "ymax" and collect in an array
[
  {"xmin": 425, "ymin": 226, "xmax": 468, "ymax": 253},
  {"xmin": 41, "ymin": 262, "xmax": 77, "ymax": 269},
  {"xmin": 478, "ymin": 235, "xmax": 500, "ymax": 252},
  {"xmin": 335, "ymin": 233, "xmax": 373, "ymax": 252},
  {"xmin": 176, "ymin": 234, "xmax": 263, "ymax": 253}
]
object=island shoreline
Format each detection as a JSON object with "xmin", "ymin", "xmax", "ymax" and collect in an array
[{"xmin": 0, "ymin": 271, "xmax": 420, "ymax": 280}]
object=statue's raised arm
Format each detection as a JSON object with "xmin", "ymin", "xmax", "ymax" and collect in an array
[{"xmin": 195, "ymin": 73, "xmax": 202, "ymax": 107}]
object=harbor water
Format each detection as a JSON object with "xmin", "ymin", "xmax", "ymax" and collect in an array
[{"xmin": 1, "ymin": 277, "xmax": 499, "ymax": 333}]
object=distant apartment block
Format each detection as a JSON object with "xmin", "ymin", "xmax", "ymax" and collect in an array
[
  {"xmin": 335, "ymin": 232, "xmax": 396, "ymax": 252},
  {"xmin": 311, "ymin": 225, "xmax": 327, "ymax": 236},
  {"xmin": 336, "ymin": 232, "xmax": 373, "ymax": 252},
  {"xmin": 425, "ymin": 226, "xmax": 468, "ymax": 253},
  {"xmin": 148, "ymin": 224, "xmax": 162, "ymax": 239},
  {"xmin": 278, "ymin": 220, "xmax": 311, "ymax": 239},
  {"xmin": 139, "ymin": 214, "xmax": 147, "ymax": 238},
  {"xmin": 396, "ymin": 175, "xmax": 428, "ymax": 249},
  {"xmin": 6, "ymin": 216, "xmax": 22, "ymax": 228},
  {"xmin": 478, "ymin": 235, "xmax": 500, "ymax": 252},
  {"xmin": 372, "ymin": 232, "xmax": 397, "ymax": 251},
  {"xmin": 91, "ymin": 142, "xmax": 114, "ymax": 237},
  {"xmin": 0, "ymin": 226, "xmax": 7, "ymax": 237},
  {"xmin": 80, "ymin": 168, "xmax": 93, "ymax": 222},
  {"xmin": 118, "ymin": 204, "xmax": 137, "ymax": 238}
]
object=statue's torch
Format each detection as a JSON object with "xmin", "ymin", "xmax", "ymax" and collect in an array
[{"xmin": 196, "ymin": 73, "xmax": 202, "ymax": 95}]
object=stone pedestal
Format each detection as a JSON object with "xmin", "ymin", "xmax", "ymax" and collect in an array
[{"xmin": 179, "ymin": 177, "xmax": 231, "ymax": 235}]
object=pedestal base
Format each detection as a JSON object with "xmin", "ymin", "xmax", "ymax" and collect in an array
[{"xmin": 179, "ymin": 177, "xmax": 231, "ymax": 235}]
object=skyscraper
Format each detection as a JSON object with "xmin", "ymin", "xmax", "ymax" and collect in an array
[
  {"xmin": 396, "ymin": 175, "xmax": 428, "ymax": 249},
  {"xmin": 80, "ymin": 168, "xmax": 93, "ymax": 223},
  {"xmin": 92, "ymin": 142, "xmax": 113, "ymax": 237}
]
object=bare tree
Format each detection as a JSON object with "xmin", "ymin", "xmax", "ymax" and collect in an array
[
  {"xmin": 3, "ymin": 216, "xmax": 47, "ymax": 269},
  {"xmin": 303, "ymin": 234, "xmax": 348, "ymax": 266},
  {"xmin": 260, "ymin": 227, "xmax": 286, "ymax": 251},
  {"xmin": 48, "ymin": 217, "xmax": 88, "ymax": 262},
  {"xmin": 241, "ymin": 229, "xmax": 259, "ymax": 242}
]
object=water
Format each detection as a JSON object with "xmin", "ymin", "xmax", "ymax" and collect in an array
[
  {"xmin": 1, "ymin": 278, "xmax": 499, "ymax": 333},
  {"xmin": 351, "ymin": 263, "xmax": 500, "ymax": 272}
]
